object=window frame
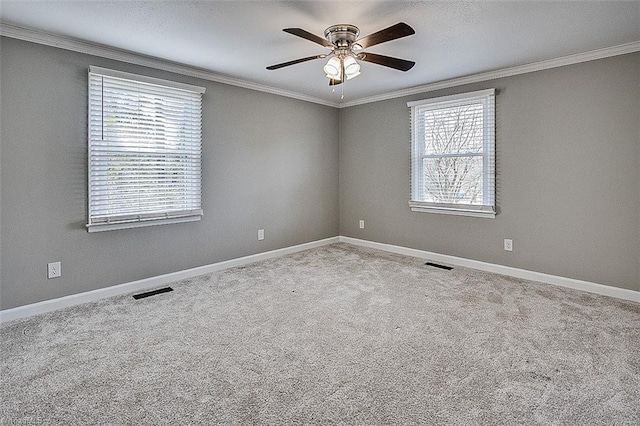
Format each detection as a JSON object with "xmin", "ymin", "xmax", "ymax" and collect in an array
[
  {"xmin": 86, "ymin": 66, "xmax": 205, "ymax": 232},
  {"xmin": 408, "ymin": 88, "xmax": 496, "ymax": 218}
]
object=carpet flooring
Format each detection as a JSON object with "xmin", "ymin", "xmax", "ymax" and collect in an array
[{"xmin": 1, "ymin": 243, "xmax": 639, "ymax": 425}]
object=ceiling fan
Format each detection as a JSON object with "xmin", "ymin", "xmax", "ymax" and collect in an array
[{"xmin": 266, "ymin": 22, "xmax": 416, "ymax": 87}]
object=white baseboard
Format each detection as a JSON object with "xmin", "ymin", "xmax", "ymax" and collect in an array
[
  {"xmin": 2, "ymin": 235, "xmax": 637, "ymax": 323},
  {"xmin": 340, "ymin": 236, "xmax": 640, "ymax": 303},
  {"xmin": 0, "ymin": 237, "xmax": 340, "ymax": 323}
]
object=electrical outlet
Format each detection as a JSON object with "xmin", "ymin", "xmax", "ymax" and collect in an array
[
  {"xmin": 47, "ymin": 262, "xmax": 61, "ymax": 279},
  {"xmin": 359, "ymin": 220, "xmax": 365, "ymax": 229},
  {"xmin": 504, "ymin": 239, "xmax": 513, "ymax": 252},
  {"xmin": 258, "ymin": 229, "xmax": 264, "ymax": 241}
]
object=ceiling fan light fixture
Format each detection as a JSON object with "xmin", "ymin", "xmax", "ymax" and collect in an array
[
  {"xmin": 343, "ymin": 55, "xmax": 361, "ymax": 80},
  {"xmin": 323, "ymin": 56, "xmax": 342, "ymax": 79},
  {"xmin": 267, "ymin": 22, "xmax": 415, "ymax": 90}
]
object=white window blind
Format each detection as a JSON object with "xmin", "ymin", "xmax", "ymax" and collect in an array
[
  {"xmin": 87, "ymin": 66, "xmax": 205, "ymax": 232},
  {"xmin": 408, "ymin": 89, "xmax": 496, "ymax": 218}
]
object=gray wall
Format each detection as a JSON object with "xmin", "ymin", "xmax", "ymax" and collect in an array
[
  {"xmin": 1, "ymin": 38, "xmax": 638, "ymax": 311},
  {"xmin": 0, "ymin": 38, "xmax": 339, "ymax": 310},
  {"xmin": 340, "ymin": 53, "xmax": 640, "ymax": 291}
]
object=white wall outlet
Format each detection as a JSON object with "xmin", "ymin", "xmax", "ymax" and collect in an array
[
  {"xmin": 359, "ymin": 220, "xmax": 365, "ymax": 229},
  {"xmin": 257, "ymin": 229, "xmax": 264, "ymax": 241},
  {"xmin": 504, "ymin": 239, "xmax": 513, "ymax": 252},
  {"xmin": 47, "ymin": 261, "xmax": 61, "ymax": 279}
]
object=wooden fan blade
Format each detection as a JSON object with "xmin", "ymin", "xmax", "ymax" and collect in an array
[
  {"xmin": 329, "ymin": 59, "xmax": 346, "ymax": 86},
  {"xmin": 359, "ymin": 52, "xmax": 415, "ymax": 71},
  {"xmin": 283, "ymin": 28, "xmax": 333, "ymax": 47},
  {"xmin": 356, "ymin": 22, "xmax": 415, "ymax": 49},
  {"xmin": 266, "ymin": 55, "xmax": 326, "ymax": 70}
]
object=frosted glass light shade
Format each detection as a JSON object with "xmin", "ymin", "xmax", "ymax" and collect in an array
[
  {"xmin": 323, "ymin": 57, "xmax": 342, "ymax": 80},
  {"xmin": 343, "ymin": 55, "xmax": 361, "ymax": 80}
]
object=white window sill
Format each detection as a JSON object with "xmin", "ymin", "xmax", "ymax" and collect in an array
[
  {"xmin": 87, "ymin": 215, "xmax": 201, "ymax": 233},
  {"xmin": 409, "ymin": 202, "xmax": 496, "ymax": 218}
]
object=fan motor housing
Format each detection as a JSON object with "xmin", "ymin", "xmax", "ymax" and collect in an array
[{"xmin": 324, "ymin": 24, "xmax": 359, "ymax": 47}]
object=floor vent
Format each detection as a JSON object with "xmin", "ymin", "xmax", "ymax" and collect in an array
[
  {"xmin": 133, "ymin": 287, "xmax": 173, "ymax": 300},
  {"xmin": 425, "ymin": 262, "xmax": 453, "ymax": 270}
]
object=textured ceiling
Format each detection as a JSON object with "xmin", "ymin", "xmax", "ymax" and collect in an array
[{"xmin": 1, "ymin": 1, "xmax": 639, "ymax": 105}]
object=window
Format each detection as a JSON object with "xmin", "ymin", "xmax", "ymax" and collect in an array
[
  {"xmin": 87, "ymin": 66, "xmax": 205, "ymax": 232},
  {"xmin": 408, "ymin": 89, "xmax": 496, "ymax": 218}
]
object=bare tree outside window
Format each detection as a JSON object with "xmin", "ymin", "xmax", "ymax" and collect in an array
[{"xmin": 422, "ymin": 103, "xmax": 484, "ymax": 204}]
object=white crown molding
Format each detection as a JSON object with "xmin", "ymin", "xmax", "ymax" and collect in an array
[
  {"xmin": 340, "ymin": 237, "xmax": 640, "ymax": 303},
  {"xmin": 1, "ymin": 23, "xmax": 638, "ymax": 110},
  {"xmin": 0, "ymin": 23, "xmax": 340, "ymax": 108},
  {"xmin": 338, "ymin": 41, "xmax": 640, "ymax": 108}
]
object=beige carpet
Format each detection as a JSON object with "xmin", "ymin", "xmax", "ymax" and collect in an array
[{"xmin": 1, "ymin": 243, "xmax": 639, "ymax": 424}]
